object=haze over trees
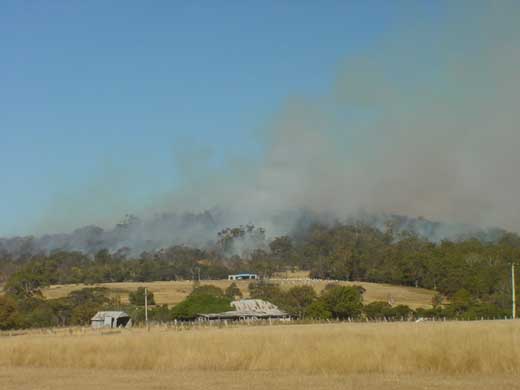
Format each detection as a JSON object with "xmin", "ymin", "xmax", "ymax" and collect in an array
[{"xmin": 0, "ymin": 215, "xmax": 518, "ymax": 329}]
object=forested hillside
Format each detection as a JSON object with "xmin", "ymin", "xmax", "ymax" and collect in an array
[{"xmin": 2, "ymin": 219, "xmax": 519, "ymax": 320}]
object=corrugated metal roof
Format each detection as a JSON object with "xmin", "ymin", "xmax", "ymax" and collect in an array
[
  {"xmin": 231, "ymin": 299, "xmax": 279, "ymax": 312},
  {"xmin": 199, "ymin": 299, "xmax": 287, "ymax": 319},
  {"xmin": 91, "ymin": 311, "xmax": 130, "ymax": 321}
]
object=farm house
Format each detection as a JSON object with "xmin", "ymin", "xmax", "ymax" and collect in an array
[
  {"xmin": 227, "ymin": 273, "xmax": 258, "ymax": 280},
  {"xmin": 91, "ymin": 311, "xmax": 132, "ymax": 329},
  {"xmin": 198, "ymin": 299, "xmax": 288, "ymax": 321}
]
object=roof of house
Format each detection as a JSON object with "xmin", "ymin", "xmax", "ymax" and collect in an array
[
  {"xmin": 199, "ymin": 299, "xmax": 287, "ymax": 319},
  {"xmin": 231, "ymin": 299, "xmax": 278, "ymax": 312},
  {"xmin": 91, "ymin": 311, "xmax": 130, "ymax": 321},
  {"xmin": 229, "ymin": 273, "xmax": 257, "ymax": 276}
]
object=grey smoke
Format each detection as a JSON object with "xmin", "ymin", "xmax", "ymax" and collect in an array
[
  {"xmin": 4, "ymin": 1, "xmax": 520, "ymax": 253},
  {"xmin": 217, "ymin": 1, "xmax": 520, "ymax": 234}
]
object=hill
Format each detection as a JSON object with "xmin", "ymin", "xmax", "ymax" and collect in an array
[{"xmin": 42, "ymin": 273, "xmax": 436, "ymax": 309}]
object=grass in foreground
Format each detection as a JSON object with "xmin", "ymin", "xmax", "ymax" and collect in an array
[
  {"xmin": 2, "ymin": 367, "xmax": 520, "ymax": 390},
  {"xmin": 2, "ymin": 321, "xmax": 520, "ymax": 390},
  {"xmin": 1, "ymin": 321, "xmax": 519, "ymax": 375}
]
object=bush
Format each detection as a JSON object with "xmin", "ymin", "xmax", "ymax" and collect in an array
[
  {"xmin": 388, "ymin": 304, "xmax": 413, "ymax": 320},
  {"xmin": 70, "ymin": 302, "xmax": 102, "ymax": 325},
  {"xmin": 363, "ymin": 301, "xmax": 392, "ymax": 320},
  {"xmin": 448, "ymin": 288, "xmax": 473, "ymax": 315},
  {"xmin": 320, "ymin": 285, "xmax": 364, "ymax": 319},
  {"xmin": 0, "ymin": 295, "xmax": 19, "ymax": 330},
  {"xmin": 283, "ymin": 286, "xmax": 317, "ymax": 318},
  {"xmin": 248, "ymin": 281, "xmax": 285, "ymax": 305},
  {"xmin": 171, "ymin": 284, "xmax": 232, "ymax": 320},
  {"xmin": 129, "ymin": 287, "xmax": 156, "ymax": 306},
  {"xmin": 171, "ymin": 294, "xmax": 232, "ymax": 320},
  {"xmin": 415, "ymin": 306, "xmax": 445, "ymax": 319},
  {"xmin": 225, "ymin": 282, "xmax": 242, "ymax": 299},
  {"xmin": 305, "ymin": 300, "xmax": 332, "ymax": 320},
  {"xmin": 461, "ymin": 303, "xmax": 506, "ymax": 320},
  {"xmin": 23, "ymin": 300, "xmax": 58, "ymax": 328},
  {"xmin": 150, "ymin": 304, "xmax": 174, "ymax": 322}
]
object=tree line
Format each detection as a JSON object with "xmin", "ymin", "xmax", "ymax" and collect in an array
[
  {"xmin": 1, "ymin": 280, "xmax": 510, "ymax": 330},
  {"xmin": 1, "ymin": 222, "xmax": 519, "ymax": 329}
]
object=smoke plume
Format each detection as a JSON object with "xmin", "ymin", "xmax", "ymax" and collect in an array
[
  {"xmin": 4, "ymin": 2, "xmax": 520, "ymax": 254},
  {"xmin": 213, "ymin": 1, "xmax": 520, "ymax": 234}
]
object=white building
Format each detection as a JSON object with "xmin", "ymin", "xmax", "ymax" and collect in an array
[
  {"xmin": 228, "ymin": 273, "xmax": 258, "ymax": 281},
  {"xmin": 91, "ymin": 311, "xmax": 132, "ymax": 329}
]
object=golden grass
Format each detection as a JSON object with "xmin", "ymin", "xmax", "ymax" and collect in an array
[
  {"xmin": 272, "ymin": 270, "xmax": 311, "ymax": 279},
  {"xmin": 3, "ymin": 367, "xmax": 520, "ymax": 390},
  {"xmin": 42, "ymin": 280, "xmax": 254, "ymax": 305},
  {"xmin": 42, "ymin": 277, "xmax": 435, "ymax": 308},
  {"xmin": 1, "ymin": 321, "xmax": 519, "ymax": 376}
]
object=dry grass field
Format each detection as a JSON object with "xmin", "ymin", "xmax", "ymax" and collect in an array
[
  {"xmin": 1, "ymin": 321, "xmax": 520, "ymax": 389},
  {"xmin": 42, "ymin": 274, "xmax": 436, "ymax": 309},
  {"xmin": 3, "ymin": 368, "xmax": 520, "ymax": 390}
]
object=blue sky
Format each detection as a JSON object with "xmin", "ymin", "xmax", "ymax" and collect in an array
[{"xmin": 0, "ymin": 1, "xmax": 442, "ymax": 236}]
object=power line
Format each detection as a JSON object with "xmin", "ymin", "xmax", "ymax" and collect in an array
[
  {"xmin": 145, "ymin": 287, "xmax": 149, "ymax": 330},
  {"xmin": 512, "ymin": 263, "xmax": 516, "ymax": 319}
]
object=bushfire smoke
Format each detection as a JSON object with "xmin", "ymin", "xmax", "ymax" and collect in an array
[
  {"xmin": 164, "ymin": 1, "xmax": 520, "ymax": 234},
  {"xmin": 4, "ymin": 2, "xmax": 520, "ymax": 254}
]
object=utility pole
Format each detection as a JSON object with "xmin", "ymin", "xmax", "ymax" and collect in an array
[
  {"xmin": 512, "ymin": 263, "xmax": 516, "ymax": 320},
  {"xmin": 144, "ymin": 287, "xmax": 149, "ymax": 330}
]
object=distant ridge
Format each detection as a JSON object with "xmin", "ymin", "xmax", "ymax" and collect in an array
[{"xmin": 0, "ymin": 209, "xmax": 508, "ymax": 258}]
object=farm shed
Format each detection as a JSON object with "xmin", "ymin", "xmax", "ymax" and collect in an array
[
  {"xmin": 198, "ymin": 299, "xmax": 288, "ymax": 321},
  {"xmin": 228, "ymin": 273, "xmax": 258, "ymax": 280},
  {"xmin": 91, "ymin": 311, "xmax": 132, "ymax": 329}
]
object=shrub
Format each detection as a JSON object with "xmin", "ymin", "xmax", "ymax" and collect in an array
[
  {"xmin": 416, "ymin": 306, "xmax": 447, "ymax": 319},
  {"xmin": 0, "ymin": 295, "xmax": 19, "ymax": 330},
  {"xmin": 305, "ymin": 300, "xmax": 332, "ymax": 320},
  {"xmin": 129, "ymin": 287, "xmax": 156, "ymax": 306},
  {"xmin": 171, "ymin": 284, "xmax": 231, "ymax": 320},
  {"xmin": 363, "ymin": 301, "xmax": 392, "ymax": 320},
  {"xmin": 248, "ymin": 281, "xmax": 285, "ymax": 305},
  {"xmin": 171, "ymin": 294, "xmax": 232, "ymax": 320},
  {"xmin": 461, "ymin": 303, "xmax": 506, "ymax": 320},
  {"xmin": 388, "ymin": 304, "xmax": 413, "ymax": 320},
  {"xmin": 320, "ymin": 285, "xmax": 364, "ymax": 319},
  {"xmin": 150, "ymin": 304, "xmax": 173, "ymax": 322},
  {"xmin": 225, "ymin": 282, "xmax": 242, "ymax": 299},
  {"xmin": 70, "ymin": 302, "xmax": 102, "ymax": 325},
  {"xmin": 283, "ymin": 286, "xmax": 317, "ymax": 318}
]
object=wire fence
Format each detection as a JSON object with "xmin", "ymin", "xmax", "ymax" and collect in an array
[{"xmin": 1, "ymin": 314, "xmax": 517, "ymax": 339}]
